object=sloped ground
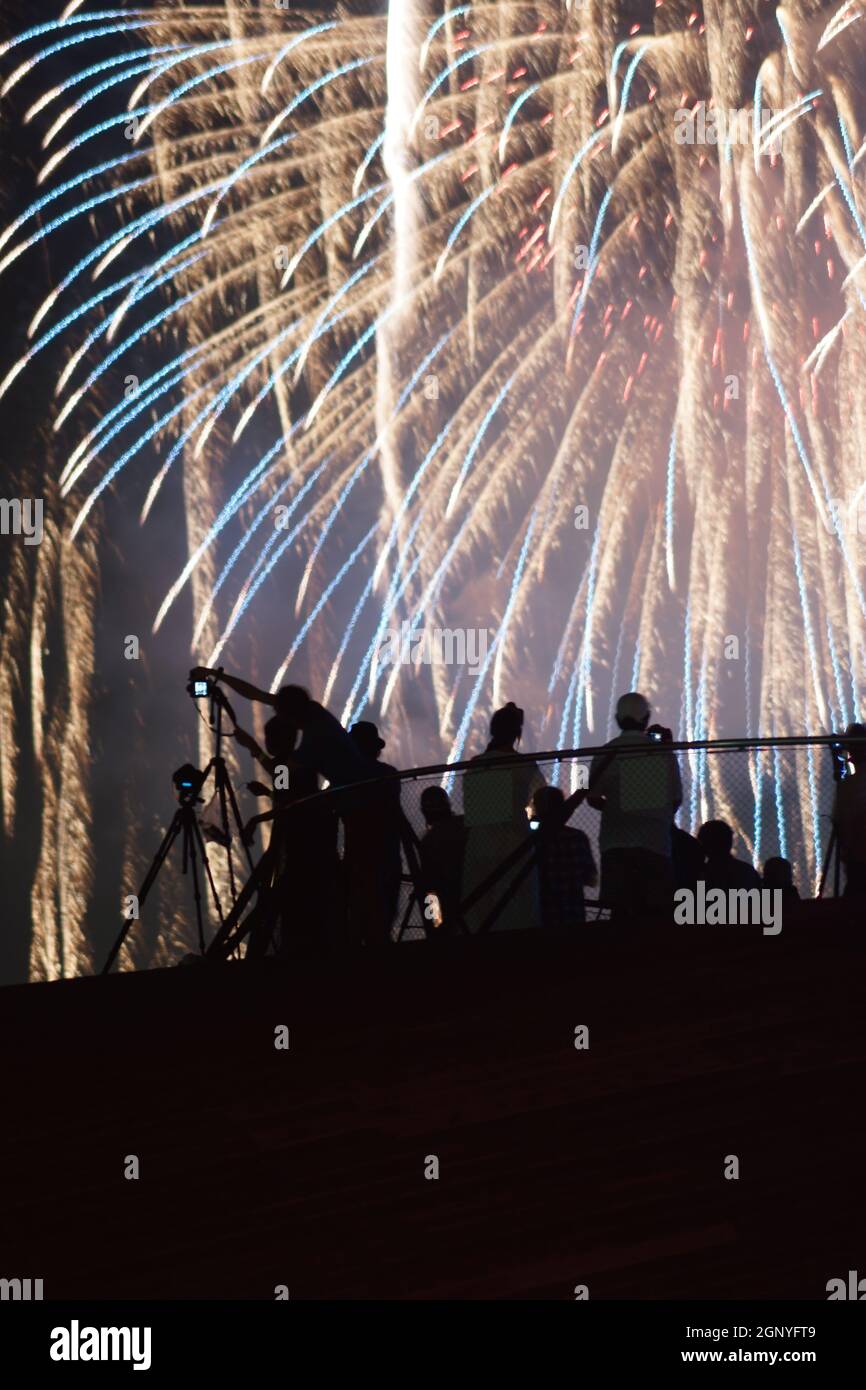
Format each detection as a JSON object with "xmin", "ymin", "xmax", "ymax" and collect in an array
[{"xmin": 1, "ymin": 901, "xmax": 864, "ymax": 1300}]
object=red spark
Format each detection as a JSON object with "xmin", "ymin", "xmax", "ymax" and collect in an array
[
  {"xmin": 516, "ymin": 224, "xmax": 545, "ymax": 262},
  {"xmin": 467, "ymin": 117, "xmax": 495, "ymax": 146}
]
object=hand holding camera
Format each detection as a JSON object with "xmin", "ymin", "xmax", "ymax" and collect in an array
[{"xmin": 647, "ymin": 723, "xmax": 673, "ymax": 744}]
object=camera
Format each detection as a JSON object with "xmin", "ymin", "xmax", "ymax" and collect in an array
[
  {"xmin": 647, "ymin": 723, "xmax": 672, "ymax": 744},
  {"xmin": 172, "ymin": 763, "xmax": 206, "ymax": 804},
  {"xmin": 829, "ymin": 740, "xmax": 850, "ymax": 781},
  {"xmin": 187, "ymin": 675, "xmax": 212, "ymax": 699}
]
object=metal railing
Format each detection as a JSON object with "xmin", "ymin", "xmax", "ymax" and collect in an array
[{"xmin": 202, "ymin": 734, "xmax": 861, "ymax": 958}]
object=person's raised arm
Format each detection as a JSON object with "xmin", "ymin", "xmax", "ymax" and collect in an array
[
  {"xmin": 233, "ymin": 725, "xmax": 276, "ymax": 777},
  {"xmin": 190, "ymin": 666, "xmax": 276, "ymax": 707}
]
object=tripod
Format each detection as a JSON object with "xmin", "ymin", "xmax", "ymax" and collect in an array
[
  {"xmin": 102, "ymin": 678, "xmax": 254, "ymax": 974},
  {"xmin": 196, "ymin": 681, "xmax": 254, "ymax": 905},
  {"xmin": 102, "ymin": 784, "xmax": 225, "ymax": 974}
]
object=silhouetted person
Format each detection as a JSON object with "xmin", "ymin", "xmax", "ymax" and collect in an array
[
  {"xmin": 342, "ymin": 721, "xmax": 403, "ymax": 945},
  {"xmin": 762, "ymin": 856, "xmax": 800, "ymax": 904},
  {"xmin": 418, "ymin": 786, "xmax": 467, "ymax": 936},
  {"xmin": 697, "ymin": 820, "xmax": 761, "ymax": 891},
  {"xmin": 588, "ymin": 693, "xmax": 682, "ymax": 918},
  {"xmin": 672, "ymin": 817, "xmax": 705, "ymax": 893},
  {"xmin": 832, "ymin": 722, "xmax": 866, "ymax": 897},
  {"xmin": 235, "ymin": 714, "xmax": 338, "ymax": 954},
  {"xmin": 191, "ymin": 668, "xmax": 369, "ymax": 790},
  {"xmin": 462, "ymin": 703, "xmax": 544, "ymax": 932},
  {"xmin": 531, "ymin": 785, "xmax": 597, "ymax": 929}
]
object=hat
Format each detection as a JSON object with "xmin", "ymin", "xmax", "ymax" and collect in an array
[
  {"xmin": 615, "ymin": 691, "xmax": 651, "ymax": 724},
  {"xmin": 350, "ymin": 720, "xmax": 386, "ymax": 752}
]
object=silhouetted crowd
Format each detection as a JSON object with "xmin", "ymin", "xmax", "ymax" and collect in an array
[{"xmin": 189, "ymin": 667, "xmax": 866, "ymax": 953}]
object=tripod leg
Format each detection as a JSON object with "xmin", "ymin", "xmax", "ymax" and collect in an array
[
  {"xmin": 215, "ymin": 771, "xmax": 237, "ymax": 903},
  {"xmin": 190, "ymin": 813, "xmax": 226, "ymax": 945},
  {"xmin": 222, "ymin": 762, "xmax": 255, "ymax": 872},
  {"xmin": 205, "ymin": 846, "xmax": 275, "ymax": 960},
  {"xmin": 184, "ymin": 816, "xmax": 209, "ymax": 955},
  {"xmin": 102, "ymin": 812, "xmax": 183, "ymax": 974},
  {"xmin": 396, "ymin": 883, "xmax": 418, "ymax": 941},
  {"xmin": 818, "ymin": 827, "xmax": 836, "ymax": 899}
]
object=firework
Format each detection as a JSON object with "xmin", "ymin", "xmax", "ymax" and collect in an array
[{"xmin": 1, "ymin": 1, "xmax": 865, "ymax": 975}]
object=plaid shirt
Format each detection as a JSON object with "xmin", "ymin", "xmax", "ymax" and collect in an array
[{"xmin": 537, "ymin": 825, "xmax": 597, "ymax": 929}]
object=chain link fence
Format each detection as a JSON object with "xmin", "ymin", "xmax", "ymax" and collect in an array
[
  {"xmin": 200, "ymin": 734, "xmax": 860, "ymax": 958},
  {"xmin": 385, "ymin": 735, "xmax": 854, "ymax": 940}
]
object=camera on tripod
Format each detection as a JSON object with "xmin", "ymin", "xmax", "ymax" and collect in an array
[
  {"xmin": 172, "ymin": 762, "xmax": 206, "ymax": 805},
  {"xmin": 187, "ymin": 674, "xmax": 214, "ymax": 700},
  {"xmin": 102, "ymin": 669, "xmax": 254, "ymax": 974}
]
